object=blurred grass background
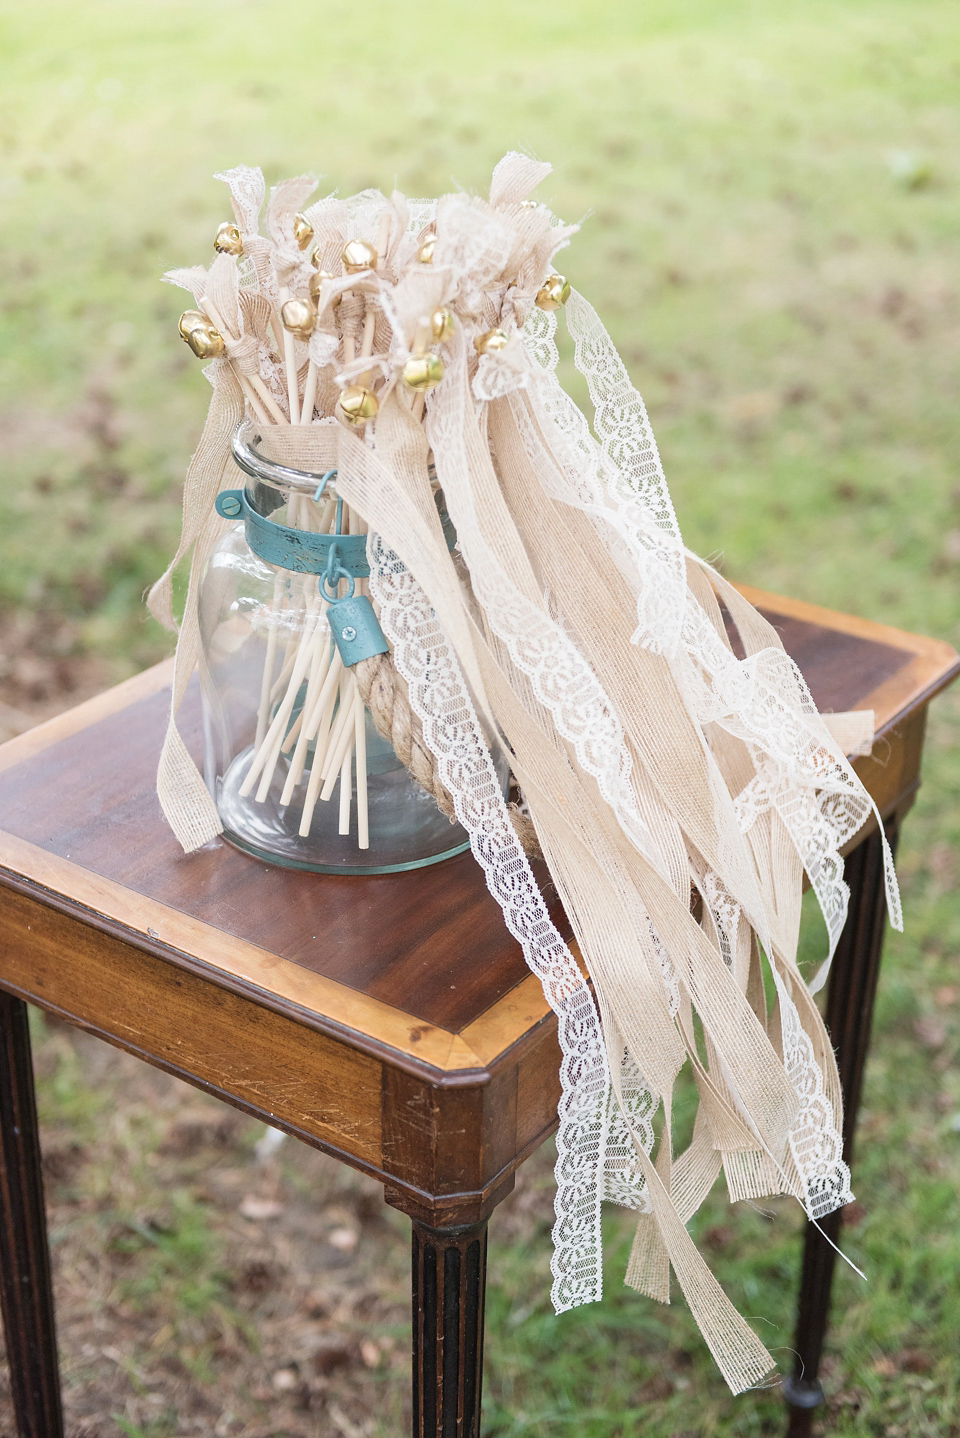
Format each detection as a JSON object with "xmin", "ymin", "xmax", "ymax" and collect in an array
[{"xmin": 0, "ymin": 0, "xmax": 959, "ymax": 1433}]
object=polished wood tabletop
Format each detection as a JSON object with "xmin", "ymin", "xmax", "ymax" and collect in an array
[{"xmin": 0, "ymin": 584, "xmax": 956, "ymax": 1229}]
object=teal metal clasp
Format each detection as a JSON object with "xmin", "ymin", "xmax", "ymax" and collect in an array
[
  {"xmin": 217, "ymin": 423, "xmax": 451, "ymax": 668},
  {"xmin": 214, "ymin": 487, "xmax": 370, "ymax": 578},
  {"xmin": 320, "ymin": 541, "xmax": 355, "ymax": 601}
]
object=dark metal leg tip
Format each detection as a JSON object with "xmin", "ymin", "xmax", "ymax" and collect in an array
[{"xmin": 782, "ymin": 1373, "xmax": 825, "ymax": 1410}]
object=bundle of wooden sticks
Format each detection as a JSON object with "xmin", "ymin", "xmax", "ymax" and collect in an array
[
  {"xmin": 173, "ymin": 204, "xmax": 468, "ymax": 849},
  {"xmin": 236, "ymin": 526, "xmax": 370, "ymax": 847}
]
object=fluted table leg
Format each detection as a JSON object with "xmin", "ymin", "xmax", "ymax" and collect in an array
[
  {"xmin": 411, "ymin": 1217, "xmax": 487, "ymax": 1438},
  {"xmin": 0, "ymin": 993, "xmax": 64, "ymax": 1438},
  {"xmin": 784, "ymin": 820, "xmax": 899, "ymax": 1435}
]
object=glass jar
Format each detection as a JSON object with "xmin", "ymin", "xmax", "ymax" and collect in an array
[{"xmin": 198, "ymin": 423, "xmax": 479, "ymax": 874}]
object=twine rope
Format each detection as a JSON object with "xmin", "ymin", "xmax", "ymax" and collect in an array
[{"xmin": 353, "ymin": 649, "xmax": 542, "ymax": 856}]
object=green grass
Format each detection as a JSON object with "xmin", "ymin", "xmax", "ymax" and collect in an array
[{"xmin": 3, "ymin": 0, "xmax": 960, "ymax": 1433}]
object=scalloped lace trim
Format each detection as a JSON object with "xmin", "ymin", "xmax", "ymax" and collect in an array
[{"xmin": 367, "ymin": 533, "xmax": 611, "ymax": 1310}]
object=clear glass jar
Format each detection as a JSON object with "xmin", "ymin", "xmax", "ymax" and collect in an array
[{"xmin": 198, "ymin": 424, "xmax": 479, "ymax": 874}]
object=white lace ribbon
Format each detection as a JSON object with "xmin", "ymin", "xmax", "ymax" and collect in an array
[{"xmin": 366, "ymin": 533, "xmax": 610, "ymax": 1312}]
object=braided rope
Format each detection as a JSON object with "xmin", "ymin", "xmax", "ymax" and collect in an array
[{"xmin": 353, "ymin": 649, "xmax": 541, "ymax": 858}]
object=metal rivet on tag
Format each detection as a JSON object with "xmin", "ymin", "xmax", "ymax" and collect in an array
[
  {"xmin": 219, "ymin": 494, "xmax": 242, "ymax": 517},
  {"xmin": 328, "ymin": 594, "xmax": 389, "ymax": 666}
]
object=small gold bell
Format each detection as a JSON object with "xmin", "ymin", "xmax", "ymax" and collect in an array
[
  {"xmin": 474, "ymin": 327, "xmax": 510, "ymax": 354},
  {"xmin": 308, "ymin": 269, "xmax": 336, "ymax": 302},
  {"xmin": 178, "ymin": 309, "xmax": 208, "ymax": 338},
  {"xmin": 430, "ymin": 307, "xmax": 454, "ymax": 343},
  {"xmin": 416, "ymin": 235, "xmax": 436, "ymax": 264},
  {"xmin": 337, "ymin": 385, "xmax": 379, "ymax": 426},
  {"xmin": 342, "ymin": 238, "xmax": 378, "ymax": 274},
  {"xmin": 179, "ymin": 311, "xmax": 225, "ymax": 359},
  {"xmin": 280, "ymin": 297, "xmax": 317, "ymax": 339},
  {"xmin": 535, "ymin": 274, "xmax": 571, "ymax": 311},
  {"xmin": 401, "ymin": 353, "xmax": 445, "ymax": 392},
  {"xmin": 214, "ymin": 222, "xmax": 243, "ymax": 256},
  {"xmin": 293, "ymin": 213, "xmax": 314, "ymax": 251}
]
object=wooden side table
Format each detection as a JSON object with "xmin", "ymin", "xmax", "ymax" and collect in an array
[{"xmin": 0, "ymin": 586, "xmax": 957, "ymax": 1438}]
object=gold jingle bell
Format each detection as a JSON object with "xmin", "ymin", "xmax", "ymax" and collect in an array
[
  {"xmin": 431, "ymin": 307, "xmax": 454, "ymax": 343},
  {"xmin": 337, "ymin": 385, "xmax": 379, "ymax": 426},
  {"xmin": 342, "ymin": 238, "xmax": 378, "ymax": 274},
  {"xmin": 416, "ymin": 234, "xmax": 436, "ymax": 264},
  {"xmin": 280, "ymin": 297, "xmax": 317, "ymax": 340},
  {"xmin": 474, "ymin": 327, "xmax": 510, "ymax": 354},
  {"xmin": 178, "ymin": 311, "xmax": 225, "ymax": 359},
  {"xmin": 293, "ymin": 213, "xmax": 314, "ymax": 251},
  {"xmin": 308, "ymin": 269, "xmax": 341, "ymax": 307},
  {"xmin": 535, "ymin": 273, "xmax": 571, "ymax": 311},
  {"xmin": 401, "ymin": 353, "xmax": 445, "ymax": 392},
  {"xmin": 178, "ymin": 309, "xmax": 208, "ymax": 338},
  {"xmin": 214, "ymin": 222, "xmax": 243, "ymax": 256}
]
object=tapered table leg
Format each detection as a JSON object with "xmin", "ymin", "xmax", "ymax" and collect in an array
[
  {"xmin": 0, "ymin": 993, "xmax": 64, "ymax": 1438},
  {"xmin": 411, "ymin": 1217, "xmax": 487, "ymax": 1438},
  {"xmin": 783, "ymin": 820, "xmax": 899, "ymax": 1435}
]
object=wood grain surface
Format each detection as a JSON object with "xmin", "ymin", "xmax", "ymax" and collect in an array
[
  {"xmin": 0, "ymin": 680, "xmax": 569, "ymax": 1038},
  {"xmin": 0, "ymin": 590, "xmax": 955, "ymax": 1213},
  {"xmin": 0, "ymin": 590, "xmax": 956, "ymax": 1067}
]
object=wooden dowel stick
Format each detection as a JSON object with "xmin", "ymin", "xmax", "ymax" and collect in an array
[
  {"xmin": 376, "ymin": 210, "xmax": 391, "ymax": 269},
  {"xmin": 311, "ymin": 675, "xmax": 340, "ymax": 763},
  {"xmin": 320, "ymin": 679, "xmax": 357, "ymax": 789},
  {"xmin": 319, "ymin": 675, "xmax": 359, "ymax": 793},
  {"xmin": 355, "ymin": 696, "xmax": 368, "ymax": 849},
  {"xmin": 196, "ymin": 294, "xmax": 233, "ymax": 338},
  {"xmin": 269, "ymin": 645, "xmax": 297, "ymax": 705},
  {"xmin": 199, "ymin": 297, "xmax": 287, "ymax": 425},
  {"xmin": 256, "ymin": 576, "xmax": 286, "ymax": 748},
  {"xmin": 248, "ymin": 373, "xmax": 288, "ymax": 426},
  {"xmin": 279, "ymin": 706, "xmax": 303, "ymax": 756},
  {"xmin": 317, "ymin": 496, "xmax": 336, "ymax": 532},
  {"xmin": 302, "ymin": 492, "xmax": 322, "ymax": 531},
  {"xmin": 300, "ymin": 360, "xmax": 318, "ymax": 424},
  {"xmin": 239, "ymin": 376, "xmax": 272, "ymax": 426},
  {"xmin": 301, "ymin": 648, "xmax": 344, "ymax": 745},
  {"xmin": 240, "ymin": 603, "xmax": 320, "ymax": 797},
  {"xmin": 341, "ymin": 292, "xmax": 356, "ymax": 367},
  {"xmin": 278, "ymin": 286, "xmax": 301, "ymax": 424},
  {"xmin": 298, "ymin": 677, "xmax": 340, "ymax": 836},
  {"xmin": 280, "ymin": 641, "xmax": 333, "ymax": 801},
  {"xmin": 360, "ymin": 308, "xmax": 376, "ymax": 360},
  {"xmin": 319, "ymin": 717, "xmax": 357, "ymax": 804},
  {"xmin": 314, "ymin": 671, "xmax": 353, "ymax": 776},
  {"xmin": 338, "ymin": 739, "xmax": 353, "ymax": 836},
  {"xmin": 253, "ymin": 702, "xmax": 301, "ymax": 802},
  {"xmin": 280, "ymin": 619, "xmax": 330, "ymax": 757},
  {"xmin": 352, "ymin": 295, "xmax": 378, "ymax": 390}
]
